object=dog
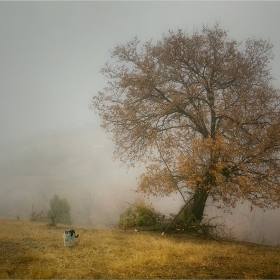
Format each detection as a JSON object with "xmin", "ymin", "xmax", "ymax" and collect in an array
[{"xmin": 63, "ymin": 229, "xmax": 79, "ymax": 247}]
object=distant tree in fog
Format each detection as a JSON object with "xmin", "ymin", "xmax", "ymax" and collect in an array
[
  {"xmin": 92, "ymin": 23, "xmax": 280, "ymax": 226},
  {"xmin": 47, "ymin": 194, "xmax": 72, "ymax": 225}
]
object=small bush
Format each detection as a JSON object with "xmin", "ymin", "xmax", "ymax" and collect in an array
[
  {"xmin": 118, "ymin": 207, "xmax": 136, "ymax": 228},
  {"xmin": 47, "ymin": 194, "xmax": 72, "ymax": 225},
  {"xmin": 135, "ymin": 205, "xmax": 157, "ymax": 227},
  {"xmin": 118, "ymin": 204, "xmax": 160, "ymax": 228},
  {"xmin": 30, "ymin": 206, "xmax": 47, "ymax": 222}
]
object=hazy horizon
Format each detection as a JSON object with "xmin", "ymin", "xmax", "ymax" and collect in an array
[{"xmin": 1, "ymin": 1, "xmax": 280, "ymax": 245}]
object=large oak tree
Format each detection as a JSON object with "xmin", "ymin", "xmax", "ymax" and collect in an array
[{"xmin": 92, "ymin": 24, "xmax": 280, "ymax": 224}]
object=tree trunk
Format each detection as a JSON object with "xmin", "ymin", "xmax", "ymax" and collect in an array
[
  {"xmin": 162, "ymin": 187, "xmax": 209, "ymax": 234},
  {"xmin": 190, "ymin": 187, "xmax": 209, "ymax": 222}
]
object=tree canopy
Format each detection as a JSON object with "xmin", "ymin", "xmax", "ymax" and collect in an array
[{"xmin": 92, "ymin": 23, "xmax": 280, "ymax": 221}]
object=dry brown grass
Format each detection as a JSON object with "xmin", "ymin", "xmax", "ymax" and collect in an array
[{"xmin": 0, "ymin": 217, "xmax": 279, "ymax": 278}]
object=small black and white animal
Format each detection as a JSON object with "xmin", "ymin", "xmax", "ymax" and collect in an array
[{"xmin": 63, "ymin": 229, "xmax": 79, "ymax": 247}]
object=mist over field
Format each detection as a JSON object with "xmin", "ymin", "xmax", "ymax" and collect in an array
[
  {"xmin": 0, "ymin": 123, "xmax": 179, "ymax": 224},
  {"xmin": 0, "ymin": 124, "xmax": 141, "ymax": 226},
  {"xmin": 0, "ymin": 123, "xmax": 279, "ymax": 246},
  {"xmin": 0, "ymin": 1, "xmax": 280, "ymax": 247}
]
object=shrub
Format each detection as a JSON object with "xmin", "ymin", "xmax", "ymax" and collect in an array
[
  {"xmin": 30, "ymin": 206, "xmax": 46, "ymax": 222},
  {"xmin": 135, "ymin": 205, "xmax": 157, "ymax": 227},
  {"xmin": 47, "ymin": 194, "xmax": 72, "ymax": 225},
  {"xmin": 118, "ymin": 204, "xmax": 158, "ymax": 228},
  {"xmin": 118, "ymin": 207, "xmax": 136, "ymax": 227}
]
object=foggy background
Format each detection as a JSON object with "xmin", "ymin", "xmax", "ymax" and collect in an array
[{"xmin": 0, "ymin": 2, "xmax": 280, "ymax": 246}]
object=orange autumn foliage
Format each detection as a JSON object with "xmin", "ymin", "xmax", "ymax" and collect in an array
[{"xmin": 92, "ymin": 23, "xmax": 280, "ymax": 216}]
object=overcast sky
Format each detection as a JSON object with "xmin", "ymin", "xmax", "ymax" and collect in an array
[{"xmin": 1, "ymin": 1, "xmax": 280, "ymax": 144}]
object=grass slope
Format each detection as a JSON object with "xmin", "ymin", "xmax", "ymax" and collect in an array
[{"xmin": 0, "ymin": 217, "xmax": 279, "ymax": 279}]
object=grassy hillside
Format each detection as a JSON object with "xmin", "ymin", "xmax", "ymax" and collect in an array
[{"xmin": 0, "ymin": 217, "xmax": 279, "ymax": 279}]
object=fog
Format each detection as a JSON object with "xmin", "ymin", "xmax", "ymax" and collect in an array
[
  {"xmin": 0, "ymin": 2, "xmax": 280, "ymax": 246},
  {"xmin": 0, "ymin": 123, "xmax": 178, "ymax": 225}
]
